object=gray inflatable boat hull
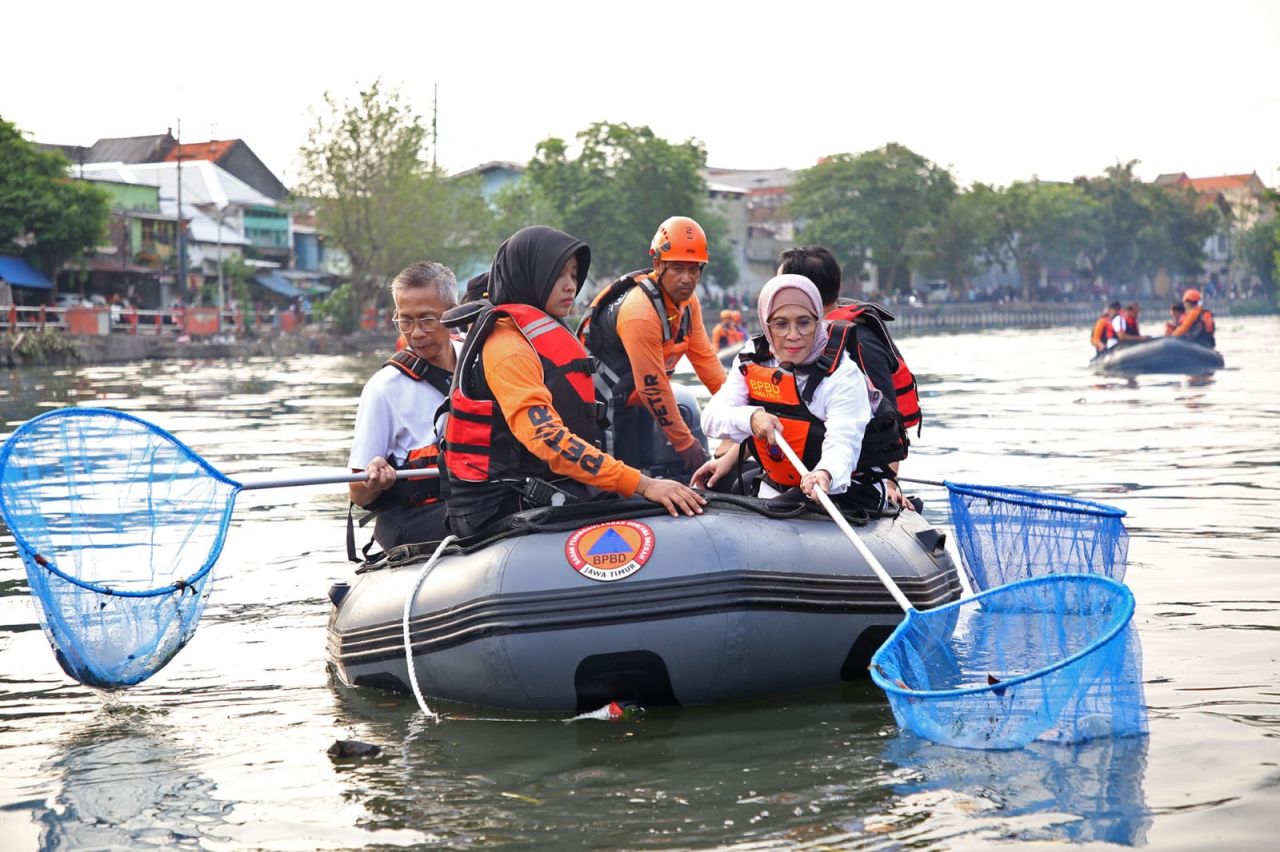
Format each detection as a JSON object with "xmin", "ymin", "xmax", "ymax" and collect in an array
[
  {"xmin": 327, "ymin": 501, "xmax": 961, "ymax": 712},
  {"xmin": 1093, "ymin": 337, "xmax": 1224, "ymax": 375}
]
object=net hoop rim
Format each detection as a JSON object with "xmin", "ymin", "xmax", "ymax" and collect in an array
[
  {"xmin": 870, "ymin": 573, "xmax": 1135, "ymax": 699},
  {"xmin": 943, "ymin": 480, "xmax": 1127, "ymax": 519},
  {"xmin": 0, "ymin": 406, "xmax": 243, "ymax": 597}
]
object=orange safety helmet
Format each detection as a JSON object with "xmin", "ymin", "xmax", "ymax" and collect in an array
[
  {"xmin": 1182, "ymin": 288, "xmax": 1202, "ymax": 302},
  {"xmin": 650, "ymin": 216, "xmax": 709, "ymax": 264}
]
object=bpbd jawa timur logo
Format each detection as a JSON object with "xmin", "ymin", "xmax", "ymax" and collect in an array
[{"xmin": 565, "ymin": 520, "xmax": 655, "ymax": 582}]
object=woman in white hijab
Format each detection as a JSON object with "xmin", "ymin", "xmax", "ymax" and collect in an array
[{"xmin": 693, "ymin": 274, "xmax": 877, "ymax": 500}]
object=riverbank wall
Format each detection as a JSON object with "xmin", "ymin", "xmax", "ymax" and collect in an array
[{"xmin": 2, "ymin": 299, "xmax": 1272, "ymax": 367}]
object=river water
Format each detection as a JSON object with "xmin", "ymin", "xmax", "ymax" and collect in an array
[{"xmin": 1, "ymin": 317, "xmax": 1277, "ymax": 850}]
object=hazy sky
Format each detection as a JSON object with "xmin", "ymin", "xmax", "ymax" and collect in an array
[{"xmin": 7, "ymin": 0, "xmax": 1278, "ymax": 190}]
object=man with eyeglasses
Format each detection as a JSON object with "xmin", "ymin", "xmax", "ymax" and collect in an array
[
  {"xmin": 578, "ymin": 216, "xmax": 725, "ymax": 473},
  {"xmin": 347, "ymin": 261, "xmax": 461, "ymax": 554}
]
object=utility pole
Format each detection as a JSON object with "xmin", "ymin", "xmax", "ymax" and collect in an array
[
  {"xmin": 431, "ymin": 83, "xmax": 438, "ymax": 171},
  {"xmin": 175, "ymin": 118, "xmax": 187, "ymax": 308}
]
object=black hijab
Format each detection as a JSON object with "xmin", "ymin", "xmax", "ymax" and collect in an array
[{"xmin": 489, "ymin": 226, "xmax": 590, "ymax": 310}]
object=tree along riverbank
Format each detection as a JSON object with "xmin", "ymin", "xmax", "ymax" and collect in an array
[{"xmin": 2, "ymin": 298, "xmax": 1272, "ymax": 368}]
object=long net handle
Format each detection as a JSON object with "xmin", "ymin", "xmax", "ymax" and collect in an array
[
  {"xmin": 772, "ymin": 431, "xmax": 913, "ymax": 613},
  {"xmin": 239, "ymin": 467, "xmax": 440, "ymax": 491}
]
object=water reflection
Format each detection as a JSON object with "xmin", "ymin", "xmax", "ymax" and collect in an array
[
  {"xmin": 37, "ymin": 704, "xmax": 232, "ymax": 849},
  {"xmin": 883, "ymin": 732, "xmax": 1151, "ymax": 845},
  {"xmin": 328, "ymin": 677, "xmax": 907, "ymax": 847}
]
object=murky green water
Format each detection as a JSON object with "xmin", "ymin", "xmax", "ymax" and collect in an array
[{"xmin": 2, "ymin": 317, "xmax": 1278, "ymax": 849}]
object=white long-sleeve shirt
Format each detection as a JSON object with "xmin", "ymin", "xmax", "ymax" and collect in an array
[{"xmin": 701, "ymin": 357, "xmax": 877, "ymax": 496}]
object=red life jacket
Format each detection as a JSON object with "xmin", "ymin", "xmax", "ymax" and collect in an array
[
  {"xmin": 1122, "ymin": 315, "xmax": 1140, "ymax": 336},
  {"xmin": 825, "ymin": 302, "xmax": 923, "ymax": 435},
  {"xmin": 443, "ymin": 304, "xmax": 601, "ymax": 516}
]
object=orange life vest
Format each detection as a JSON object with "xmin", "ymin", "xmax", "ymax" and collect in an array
[
  {"xmin": 825, "ymin": 302, "xmax": 922, "ymax": 435},
  {"xmin": 362, "ymin": 349, "xmax": 453, "ymax": 510},
  {"xmin": 443, "ymin": 304, "xmax": 601, "ymax": 516},
  {"xmin": 1091, "ymin": 315, "xmax": 1118, "ymax": 351},
  {"xmin": 738, "ymin": 325, "xmax": 908, "ymax": 489}
]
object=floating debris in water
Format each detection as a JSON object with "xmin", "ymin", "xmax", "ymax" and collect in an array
[
  {"xmin": 987, "ymin": 673, "xmax": 1008, "ymax": 696},
  {"xmin": 567, "ymin": 701, "xmax": 641, "ymax": 722},
  {"xmin": 327, "ymin": 739, "xmax": 380, "ymax": 758}
]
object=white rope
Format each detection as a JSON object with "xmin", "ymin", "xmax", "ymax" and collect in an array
[{"xmin": 402, "ymin": 534, "xmax": 457, "ymax": 722}]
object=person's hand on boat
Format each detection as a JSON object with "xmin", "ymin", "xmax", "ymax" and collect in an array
[
  {"xmin": 800, "ymin": 469, "xmax": 831, "ymax": 499},
  {"xmin": 691, "ymin": 446, "xmax": 738, "ymax": 490},
  {"xmin": 678, "ymin": 440, "xmax": 708, "ymax": 472},
  {"xmin": 749, "ymin": 409, "xmax": 783, "ymax": 444},
  {"xmin": 637, "ymin": 475, "xmax": 706, "ymax": 517},
  {"xmin": 884, "ymin": 478, "xmax": 913, "ymax": 511}
]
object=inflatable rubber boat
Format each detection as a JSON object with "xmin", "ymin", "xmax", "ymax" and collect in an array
[
  {"xmin": 1092, "ymin": 337, "xmax": 1224, "ymax": 375},
  {"xmin": 326, "ymin": 497, "xmax": 962, "ymax": 713}
]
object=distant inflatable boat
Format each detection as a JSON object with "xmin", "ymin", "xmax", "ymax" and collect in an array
[
  {"xmin": 326, "ymin": 497, "xmax": 961, "ymax": 713},
  {"xmin": 1092, "ymin": 337, "xmax": 1224, "ymax": 375}
]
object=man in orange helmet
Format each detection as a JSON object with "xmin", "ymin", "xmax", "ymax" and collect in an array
[
  {"xmin": 579, "ymin": 216, "xmax": 726, "ymax": 472},
  {"xmin": 1169, "ymin": 288, "xmax": 1216, "ymax": 347}
]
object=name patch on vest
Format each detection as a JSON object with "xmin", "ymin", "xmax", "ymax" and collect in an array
[
  {"xmin": 747, "ymin": 377, "xmax": 783, "ymax": 400},
  {"xmin": 565, "ymin": 520, "xmax": 655, "ymax": 582}
]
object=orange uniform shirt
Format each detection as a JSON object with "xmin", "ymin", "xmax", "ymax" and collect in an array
[
  {"xmin": 1170, "ymin": 306, "xmax": 1213, "ymax": 337},
  {"xmin": 615, "ymin": 283, "xmax": 726, "ymax": 451},
  {"xmin": 482, "ymin": 319, "xmax": 641, "ymax": 496}
]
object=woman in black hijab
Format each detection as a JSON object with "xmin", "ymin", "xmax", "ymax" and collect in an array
[{"xmin": 443, "ymin": 226, "xmax": 705, "ymax": 537}]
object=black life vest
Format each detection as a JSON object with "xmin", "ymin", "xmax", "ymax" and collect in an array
[
  {"xmin": 1182, "ymin": 307, "xmax": 1216, "ymax": 347},
  {"xmin": 825, "ymin": 301, "xmax": 922, "ymax": 436},
  {"xmin": 738, "ymin": 325, "xmax": 907, "ymax": 490},
  {"xmin": 443, "ymin": 303, "xmax": 602, "ymax": 519},
  {"xmin": 577, "ymin": 269, "xmax": 691, "ymax": 403},
  {"xmin": 361, "ymin": 349, "xmax": 452, "ymax": 511}
]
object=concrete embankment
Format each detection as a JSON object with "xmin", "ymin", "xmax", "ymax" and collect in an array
[{"xmin": 0, "ymin": 329, "xmax": 388, "ymax": 368}]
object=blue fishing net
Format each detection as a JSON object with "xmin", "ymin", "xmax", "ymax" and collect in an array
[
  {"xmin": 870, "ymin": 574, "xmax": 1146, "ymax": 749},
  {"xmin": 0, "ymin": 408, "xmax": 239, "ymax": 688},
  {"xmin": 946, "ymin": 482, "xmax": 1129, "ymax": 591}
]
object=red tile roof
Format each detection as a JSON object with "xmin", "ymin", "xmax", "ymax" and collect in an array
[
  {"xmin": 1185, "ymin": 173, "xmax": 1259, "ymax": 193},
  {"xmin": 164, "ymin": 140, "xmax": 238, "ymax": 163}
]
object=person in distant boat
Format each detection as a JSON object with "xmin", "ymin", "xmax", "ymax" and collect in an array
[
  {"xmin": 577, "ymin": 216, "xmax": 726, "ymax": 472},
  {"xmin": 348, "ymin": 261, "xmax": 460, "ymax": 553},
  {"xmin": 731, "ymin": 310, "xmax": 748, "ymax": 340},
  {"xmin": 1163, "ymin": 302, "xmax": 1186, "ymax": 336},
  {"xmin": 693, "ymin": 274, "xmax": 881, "ymax": 508},
  {"xmin": 1114, "ymin": 302, "xmax": 1148, "ymax": 343},
  {"xmin": 775, "ymin": 245, "xmax": 915, "ymax": 511},
  {"xmin": 442, "ymin": 226, "xmax": 705, "ymax": 538},
  {"xmin": 1169, "ymin": 288, "xmax": 1217, "ymax": 347},
  {"xmin": 1091, "ymin": 302, "xmax": 1122, "ymax": 354},
  {"xmin": 710, "ymin": 309, "xmax": 738, "ymax": 350}
]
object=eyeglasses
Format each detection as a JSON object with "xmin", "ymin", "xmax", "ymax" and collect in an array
[
  {"xmin": 393, "ymin": 314, "xmax": 442, "ymax": 333},
  {"xmin": 766, "ymin": 317, "xmax": 817, "ymax": 336}
]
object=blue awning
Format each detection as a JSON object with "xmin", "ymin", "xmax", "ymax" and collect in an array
[
  {"xmin": 0, "ymin": 255, "xmax": 53, "ymax": 290},
  {"xmin": 252, "ymin": 270, "xmax": 303, "ymax": 298}
]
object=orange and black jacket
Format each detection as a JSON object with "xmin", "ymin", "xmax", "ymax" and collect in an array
[
  {"xmin": 1091, "ymin": 315, "xmax": 1118, "ymax": 351},
  {"xmin": 444, "ymin": 303, "xmax": 638, "ymax": 523},
  {"xmin": 739, "ymin": 324, "xmax": 908, "ymax": 488},
  {"xmin": 825, "ymin": 301, "xmax": 922, "ymax": 437},
  {"xmin": 1171, "ymin": 306, "xmax": 1216, "ymax": 346},
  {"xmin": 364, "ymin": 349, "xmax": 450, "ymax": 511},
  {"xmin": 578, "ymin": 270, "xmax": 724, "ymax": 452}
]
